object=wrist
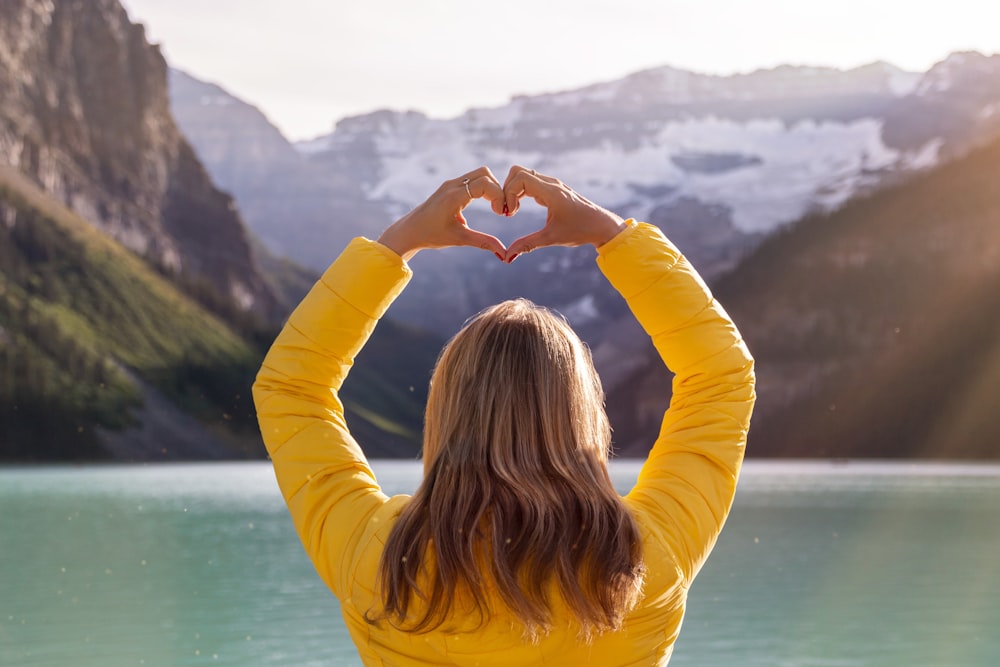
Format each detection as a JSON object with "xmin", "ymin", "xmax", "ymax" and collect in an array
[
  {"xmin": 592, "ymin": 212, "xmax": 627, "ymax": 248},
  {"xmin": 377, "ymin": 224, "xmax": 420, "ymax": 261}
]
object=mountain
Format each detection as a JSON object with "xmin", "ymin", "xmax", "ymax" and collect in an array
[
  {"xmin": 299, "ymin": 60, "xmax": 925, "ymax": 238},
  {"xmin": 171, "ymin": 55, "xmax": 1000, "ymax": 340},
  {"xmin": 0, "ymin": 0, "xmax": 443, "ymax": 460},
  {"xmin": 0, "ymin": 0, "xmax": 278, "ymax": 319},
  {"xmin": 170, "ymin": 54, "xmax": 1000, "ymax": 459},
  {"xmin": 609, "ymin": 131, "xmax": 1000, "ymax": 459},
  {"xmin": 167, "ymin": 69, "xmax": 388, "ymax": 265},
  {"xmin": 882, "ymin": 52, "xmax": 1000, "ymax": 158}
]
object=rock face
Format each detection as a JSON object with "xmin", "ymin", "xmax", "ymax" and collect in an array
[{"xmin": 0, "ymin": 0, "xmax": 277, "ymax": 317}]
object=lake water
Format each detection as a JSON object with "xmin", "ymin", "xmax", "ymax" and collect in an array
[{"xmin": 2, "ymin": 461, "xmax": 999, "ymax": 666}]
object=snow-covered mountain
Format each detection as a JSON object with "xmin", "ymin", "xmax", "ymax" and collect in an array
[
  {"xmin": 171, "ymin": 52, "xmax": 1000, "ymax": 351},
  {"xmin": 299, "ymin": 56, "xmax": 1000, "ymax": 239}
]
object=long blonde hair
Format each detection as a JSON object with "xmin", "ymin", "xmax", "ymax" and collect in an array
[{"xmin": 374, "ymin": 299, "xmax": 645, "ymax": 640}]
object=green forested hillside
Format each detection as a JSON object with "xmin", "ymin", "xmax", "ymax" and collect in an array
[
  {"xmin": 713, "ymin": 136, "xmax": 1000, "ymax": 459},
  {"xmin": 0, "ymin": 166, "xmax": 441, "ymax": 460},
  {"xmin": 0, "ymin": 167, "xmax": 264, "ymax": 459}
]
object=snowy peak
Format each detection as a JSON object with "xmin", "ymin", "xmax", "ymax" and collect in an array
[
  {"xmin": 529, "ymin": 60, "xmax": 920, "ymax": 111},
  {"xmin": 725, "ymin": 62, "xmax": 916, "ymax": 100},
  {"xmin": 293, "ymin": 63, "xmax": 951, "ymax": 238},
  {"xmin": 878, "ymin": 51, "xmax": 1000, "ymax": 157},
  {"xmin": 283, "ymin": 51, "xmax": 1000, "ymax": 220},
  {"xmin": 914, "ymin": 51, "xmax": 1000, "ymax": 97},
  {"xmin": 335, "ymin": 109, "xmax": 431, "ymax": 137}
]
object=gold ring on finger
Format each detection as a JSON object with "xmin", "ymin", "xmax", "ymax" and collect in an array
[{"xmin": 462, "ymin": 178, "xmax": 472, "ymax": 198}]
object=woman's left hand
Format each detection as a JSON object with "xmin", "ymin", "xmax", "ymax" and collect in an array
[{"xmin": 377, "ymin": 167, "xmax": 508, "ymax": 261}]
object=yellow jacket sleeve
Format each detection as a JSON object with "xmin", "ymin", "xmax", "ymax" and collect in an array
[
  {"xmin": 251, "ymin": 237, "xmax": 412, "ymax": 598},
  {"xmin": 597, "ymin": 221, "xmax": 756, "ymax": 585}
]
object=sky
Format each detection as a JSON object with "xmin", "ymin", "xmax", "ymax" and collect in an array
[{"xmin": 121, "ymin": 0, "xmax": 1000, "ymax": 141}]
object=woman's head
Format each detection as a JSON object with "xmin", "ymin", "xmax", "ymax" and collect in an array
[
  {"xmin": 423, "ymin": 298, "xmax": 610, "ymax": 478},
  {"xmin": 375, "ymin": 299, "xmax": 644, "ymax": 640}
]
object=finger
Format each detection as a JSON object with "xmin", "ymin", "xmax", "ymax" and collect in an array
[
  {"xmin": 501, "ymin": 165, "xmax": 533, "ymax": 200},
  {"xmin": 464, "ymin": 175, "xmax": 505, "ymax": 213},
  {"xmin": 457, "ymin": 165, "xmax": 496, "ymax": 184},
  {"xmin": 503, "ymin": 169, "xmax": 552, "ymax": 216},
  {"xmin": 454, "ymin": 226, "xmax": 506, "ymax": 257},
  {"xmin": 503, "ymin": 164, "xmax": 532, "ymax": 182},
  {"xmin": 505, "ymin": 228, "xmax": 550, "ymax": 261},
  {"xmin": 453, "ymin": 166, "xmax": 499, "ymax": 201},
  {"xmin": 503, "ymin": 165, "xmax": 559, "ymax": 188}
]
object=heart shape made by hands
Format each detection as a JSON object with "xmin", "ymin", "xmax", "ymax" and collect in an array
[
  {"xmin": 378, "ymin": 165, "xmax": 625, "ymax": 263},
  {"xmin": 457, "ymin": 166, "xmax": 625, "ymax": 264}
]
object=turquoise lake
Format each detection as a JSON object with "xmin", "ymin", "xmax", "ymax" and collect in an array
[{"xmin": 2, "ymin": 461, "xmax": 999, "ymax": 666}]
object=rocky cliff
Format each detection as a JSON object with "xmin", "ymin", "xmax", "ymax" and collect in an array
[{"xmin": 0, "ymin": 0, "xmax": 278, "ymax": 318}]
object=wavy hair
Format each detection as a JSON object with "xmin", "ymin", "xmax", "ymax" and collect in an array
[{"xmin": 373, "ymin": 299, "xmax": 645, "ymax": 640}]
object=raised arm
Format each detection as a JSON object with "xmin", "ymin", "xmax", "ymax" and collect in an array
[
  {"xmin": 252, "ymin": 167, "xmax": 507, "ymax": 598},
  {"xmin": 252, "ymin": 239, "xmax": 411, "ymax": 597},
  {"xmin": 598, "ymin": 222, "xmax": 755, "ymax": 584},
  {"xmin": 500, "ymin": 166, "xmax": 755, "ymax": 585}
]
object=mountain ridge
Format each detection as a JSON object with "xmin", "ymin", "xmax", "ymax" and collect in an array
[{"xmin": 175, "ymin": 50, "xmax": 1000, "ymax": 291}]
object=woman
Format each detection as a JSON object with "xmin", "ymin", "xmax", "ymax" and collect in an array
[{"xmin": 253, "ymin": 165, "xmax": 755, "ymax": 666}]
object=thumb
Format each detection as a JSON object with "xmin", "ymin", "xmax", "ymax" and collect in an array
[
  {"xmin": 455, "ymin": 226, "xmax": 507, "ymax": 257},
  {"xmin": 505, "ymin": 229, "xmax": 549, "ymax": 262}
]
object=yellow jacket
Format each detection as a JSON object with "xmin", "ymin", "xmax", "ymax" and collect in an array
[{"xmin": 253, "ymin": 221, "xmax": 755, "ymax": 666}]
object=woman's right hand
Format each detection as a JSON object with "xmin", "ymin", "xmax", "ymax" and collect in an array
[
  {"xmin": 377, "ymin": 166, "xmax": 507, "ymax": 262},
  {"xmin": 501, "ymin": 166, "xmax": 626, "ymax": 262}
]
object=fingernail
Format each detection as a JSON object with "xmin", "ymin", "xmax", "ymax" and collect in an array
[
  {"xmin": 506, "ymin": 253, "xmax": 519, "ymax": 264},
  {"xmin": 494, "ymin": 252, "xmax": 504, "ymax": 262},
  {"xmin": 502, "ymin": 202, "xmax": 508, "ymax": 216}
]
